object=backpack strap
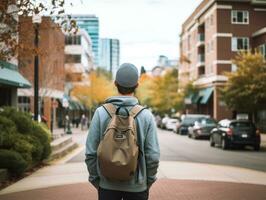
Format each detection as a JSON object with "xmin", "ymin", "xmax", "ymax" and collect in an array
[
  {"xmin": 102, "ymin": 103, "xmax": 116, "ymax": 117},
  {"xmin": 130, "ymin": 105, "xmax": 146, "ymax": 118}
]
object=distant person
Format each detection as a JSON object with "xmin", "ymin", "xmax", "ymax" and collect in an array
[
  {"xmin": 81, "ymin": 114, "xmax": 87, "ymax": 131},
  {"xmin": 85, "ymin": 63, "xmax": 160, "ymax": 200},
  {"xmin": 75, "ymin": 116, "xmax": 80, "ymax": 128},
  {"xmin": 65, "ymin": 115, "xmax": 70, "ymax": 133}
]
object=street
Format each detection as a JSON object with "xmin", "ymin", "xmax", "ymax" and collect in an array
[{"xmin": 68, "ymin": 128, "xmax": 266, "ymax": 172}]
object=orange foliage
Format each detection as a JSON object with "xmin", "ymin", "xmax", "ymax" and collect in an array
[{"xmin": 71, "ymin": 71, "xmax": 116, "ymax": 108}]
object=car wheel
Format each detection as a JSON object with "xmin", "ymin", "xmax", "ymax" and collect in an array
[
  {"xmin": 210, "ymin": 136, "xmax": 215, "ymax": 147},
  {"xmin": 188, "ymin": 134, "xmax": 191, "ymax": 138},
  {"xmin": 221, "ymin": 138, "xmax": 229, "ymax": 150},
  {"xmin": 254, "ymin": 144, "xmax": 260, "ymax": 151}
]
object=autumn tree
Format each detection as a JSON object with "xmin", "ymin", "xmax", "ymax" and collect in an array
[
  {"xmin": 0, "ymin": 0, "xmax": 78, "ymax": 61},
  {"xmin": 136, "ymin": 73, "xmax": 153, "ymax": 106},
  {"xmin": 148, "ymin": 69, "xmax": 183, "ymax": 115},
  {"xmin": 221, "ymin": 51, "xmax": 266, "ymax": 118},
  {"xmin": 71, "ymin": 70, "xmax": 116, "ymax": 111}
]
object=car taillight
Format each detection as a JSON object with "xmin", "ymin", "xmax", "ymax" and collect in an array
[
  {"xmin": 227, "ymin": 128, "xmax": 233, "ymax": 136},
  {"xmin": 256, "ymin": 129, "xmax": 260, "ymax": 136}
]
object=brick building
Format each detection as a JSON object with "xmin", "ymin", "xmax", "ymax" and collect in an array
[
  {"xmin": 179, "ymin": 0, "xmax": 266, "ymax": 121},
  {"xmin": 18, "ymin": 17, "xmax": 65, "ymax": 129}
]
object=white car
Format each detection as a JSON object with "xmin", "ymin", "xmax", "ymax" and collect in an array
[{"xmin": 165, "ymin": 118, "xmax": 180, "ymax": 131}]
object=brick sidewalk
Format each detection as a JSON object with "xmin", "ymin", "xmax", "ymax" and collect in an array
[{"xmin": 0, "ymin": 179, "xmax": 265, "ymax": 200}]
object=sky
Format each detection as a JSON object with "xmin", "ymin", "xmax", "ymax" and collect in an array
[{"xmin": 65, "ymin": 0, "xmax": 201, "ymax": 70}]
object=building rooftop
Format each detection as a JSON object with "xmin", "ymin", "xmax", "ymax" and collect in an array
[{"xmin": 181, "ymin": 0, "xmax": 266, "ymax": 35}]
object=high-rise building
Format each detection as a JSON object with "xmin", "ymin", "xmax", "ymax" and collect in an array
[
  {"xmin": 72, "ymin": 15, "xmax": 99, "ymax": 66},
  {"xmin": 179, "ymin": 0, "xmax": 266, "ymax": 122},
  {"xmin": 99, "ymin": 38, "xmax": 120, "ymax": 77}
]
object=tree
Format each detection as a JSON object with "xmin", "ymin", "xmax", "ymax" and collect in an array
[
  {"xmin": 221, "ymin": 51, "xmax": 266, "ymax": 118},
  {"xmin": 71, "ymin": 71, "xmax": 116, "ymax": 110},
  {"xmin": 0, "ymin": 0, "xmax": 78, "ymax": 61},
  {"xmin": 136, "ymin": 73, "xmax": 153, "ymax": 106},
  {"xmin": 137, "ymin": 68, "xmax": 183, "ymax": 115}
]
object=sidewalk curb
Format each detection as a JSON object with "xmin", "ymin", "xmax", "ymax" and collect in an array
[{"xmin": 50, "ymin": 145, "xmax": 85, "ymax": 165}]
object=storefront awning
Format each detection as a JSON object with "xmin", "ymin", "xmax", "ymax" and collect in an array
[
  {"xmin": 18, "ymin": 88, "xmax": 64, "ymax": 99},
  {"xmin": 199, "ymin": 87, "xmax": 214, "ymax": 104},
  {"xmin": 185, "ymin": 87, "xmax": 214, "ymax": 105},
  {"xmin": 0, "ymin": 61, "xmax": 31, "ymax": 88}
]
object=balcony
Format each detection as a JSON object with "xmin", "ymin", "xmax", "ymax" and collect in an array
[
  {"xmin": 196, "ymin": 54, "xmax": 205, "ymax": 67},
  {"xmin": 197, "ymin": 33, "xmax": 205, "ymax": 47}
]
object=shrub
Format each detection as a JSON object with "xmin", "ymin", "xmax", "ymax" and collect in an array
[
  {"xmin": 0, "ymin": 116, "xmax": 17, "ymax": 149},
  {"xmin": 0, "ymin": 107, "xmax": 33, "ymax": 135},
  {"xmin": 12, "ymin": 135, "xmax": 33, "ymax": 164},
  {"xmin": 0, "ymin": 149, "xmax": 28, "ymax": 176},
  {"xmin": 0, "ymin": 107, "xmax": 52, "ymax": 176},
  {"xmin": 25, "ymin": 135, "xmax": 43, "ymax": 164},
  {"xmin": 31, "ymin": 122, "xmax": 51, "ymax": 160}
]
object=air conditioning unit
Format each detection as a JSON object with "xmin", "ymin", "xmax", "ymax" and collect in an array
[{"xmin": 252, "ymin": 0, "xmax": 266, "ymax": 5}]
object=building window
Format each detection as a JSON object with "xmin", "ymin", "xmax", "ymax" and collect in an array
[
  {"xmin": 65, "ymin": 54, "xmax": 81, "ymax": 63},
  {"xmin": 65, "ymin": 35, "xmax": 81, "ymax": 45},
  {"xmin": 231, "ymin": 10, "xmax": 249, "ymax": 24},
  {"xmin": 18, "ymin": 96, "xmax": 31, "ymax": 112},
  {"xmin": 258, "ymin": 44, "xmax": 266, "ymax": 59},
  {"xmin": 231, "ymin": 64, "xmax": 237, "ymax": 72},
  {"xmin": 232, "ymin": 37, "xmax": 249, "ymax": 51}
]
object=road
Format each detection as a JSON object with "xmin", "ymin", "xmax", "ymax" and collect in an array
[{"xmin": 68, "ymin": 128, "xmax": 266, "ymax": 172}]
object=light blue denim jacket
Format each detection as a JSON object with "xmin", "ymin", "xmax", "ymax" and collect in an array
[{"xmin": 85, "ymin": 96, "xmax": 160, "ymax": 192}]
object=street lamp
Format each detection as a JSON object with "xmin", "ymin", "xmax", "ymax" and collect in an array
[{"xmin": 32, "ymin": 14, "xmax": 42, "ymax": 121}]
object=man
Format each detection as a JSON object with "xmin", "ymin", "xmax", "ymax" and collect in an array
[{"xmin": 85, "ymin": 63, "xmax": 160, "ymax": 200}]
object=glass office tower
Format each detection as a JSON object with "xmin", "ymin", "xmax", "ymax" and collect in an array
[{"xmin": 99, "ymin": 38, "xmax": 120, "ymax": 77}]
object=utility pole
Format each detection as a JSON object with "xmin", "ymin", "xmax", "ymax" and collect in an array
[{"xmin": 32, "ymin": 15, "xmax": 42, "ymax": 121}]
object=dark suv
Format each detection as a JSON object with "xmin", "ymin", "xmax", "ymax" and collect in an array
[{"xmin": 210, "ymin": 119, "xmax": 261, "ymax": 151}]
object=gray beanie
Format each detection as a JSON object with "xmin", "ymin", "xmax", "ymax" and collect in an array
[{"xmin": 115, "ymin": 63, "xmax": 139, "ymax": 87}]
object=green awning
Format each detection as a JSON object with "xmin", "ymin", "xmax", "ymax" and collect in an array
[
  {"xmin": 69, "ymin": 100, "xmax": 81, "ymax": 110},
  {"xmin": 77, "ymin": 102, "xmax": 86, "ymax": 110},
  {"xmin": 199, "ymin": 87, "xmax": 214, "ymax": 104},
  {"xmin": 0, "ymin": 61, "xmax": 31, "ymax": 88},
  {"xmin": 185, "ymin": 87, "xmax": 214, "ymax": 105}
]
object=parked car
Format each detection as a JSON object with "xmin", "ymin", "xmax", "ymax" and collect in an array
[
  {"xmin": 160, "ymin": 115, "xmax": 170, "ymax": 129},
  {"xmin": 176, "ymin": 114, "xmax": 210, "ymax": 135},
  {"xmin": 165, "ymin": 118, "xmax": 180, "ymax": 131},
  {"xmin": 210, "ymin": 119, "xmax": 261, "ymax": 151},
  {"xmin": 154, "ymin": 115, "xmax": 162, "ymax": 128},
  {"xmin": 188, "ymin": 118, "xmax": 217, "ymax": 139}
]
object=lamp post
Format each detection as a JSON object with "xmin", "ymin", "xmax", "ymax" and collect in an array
[{"xmin": 32, "ymin": 14, "xmax": 42, "ymax": 121}]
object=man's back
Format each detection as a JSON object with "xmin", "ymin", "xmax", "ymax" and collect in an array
[
  {"xmin": 85, "ymin": 96, "xmax": 160, "ymax": 193},
  {"xmin": 85, "ymin": 63, "xmax": 160, "ymax": 200}
]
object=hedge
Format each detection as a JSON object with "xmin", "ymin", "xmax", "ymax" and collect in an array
[
  {"xmin": 0, "ymin": 107, "xmax": 52, "ymax": 176},
  {"xmin": 0, "ymin": 149, "xmax": 28, "ymax": 176}
]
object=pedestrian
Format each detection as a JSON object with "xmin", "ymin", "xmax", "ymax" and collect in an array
[
  {"xmin": 85, "ymin": 63, "xmax": 160, "ymax": 200},
  {"xmin": 81, "ymin": 114, "xmax": 87, "ymax": 131},
  {"xmin": 75, "ymin": 116, "xmax": 80, "ymax": 128},
  {"xmin": 65, "ymin": 115, "xmax": 70, "ymax": 133}
]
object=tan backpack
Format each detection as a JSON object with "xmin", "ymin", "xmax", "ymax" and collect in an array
[{"xmin": 97, "ymin": 103, "xmax": 145, "ymax": 181}]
